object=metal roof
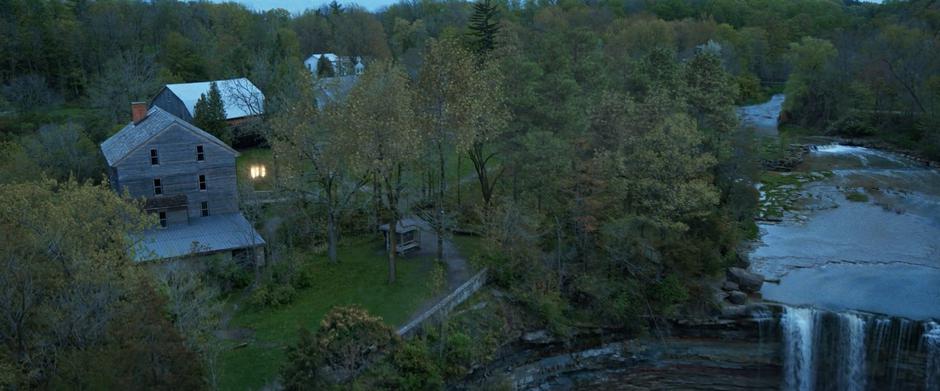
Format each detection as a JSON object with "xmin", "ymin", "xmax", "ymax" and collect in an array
[
  {"xmin": 164, "ymin": 78, "xmax": 265, "ymax": 120},
  {"xmin": 99, "ymin": 106, "xmax": 238, "ymax": 167},
  {"xmin": 132, "ymin": 212, "xmax": 265, "ymax": 262},
  {"xmin": 314, "ymin": 75, "xmax": 359, "ymax": 108}
]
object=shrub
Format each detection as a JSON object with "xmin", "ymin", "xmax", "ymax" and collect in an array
[
  {"xmin": 207, "ymin": 255, "xmax": 252, "ymax": 292},
  {"xmin": 390, "ymin": 339, "xmax": 443, "ymax": 390},
  {"xmin": 282, "ymin": 328, "xmax": 325, "ymax": 391},
  {"xmin": 443, "ymin": 331, "xmax": 475, "ymax": 378},
  {"xmin": 248, "ymin": 284, "xmax": 296, "ymax": 308},
  {"xmin": 315, "ymin": 306, "xmax": 399, "ymax": 383},
  {"xmin": 826, "ymin": 113, "xmax": 875, "ymax": 137}
]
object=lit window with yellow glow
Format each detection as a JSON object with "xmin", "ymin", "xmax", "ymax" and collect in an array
[{"xmin": 250, "ymin": 164, "xmax": 267, "ymax": 179}]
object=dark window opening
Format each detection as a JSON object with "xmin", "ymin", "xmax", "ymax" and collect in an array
[
  {"xmin": 159, "ymin": 211, "xmax": 167, "ymax": 228},
  {"xmin": 198, "ymin": 175, "xmax": 207, "ymax": 191},
  {"xmin": 196, "ymin": 145, "xmax": 204, "ymax": 161},
  {"xmin": 153, "ymin": 179, "xmax": 162, "ymax": 195},
  {"xmin": 150, "ymin": 149, "xmax": 159, "ymax": 165},
  {"xmin": 201, "ymin": 201, "xmax": 209, "ymax": 217}
]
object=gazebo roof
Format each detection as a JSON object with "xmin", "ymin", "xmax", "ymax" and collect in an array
[{"xmin": 378, "ymin": 218, "xmax": 421, "ymax": 233}]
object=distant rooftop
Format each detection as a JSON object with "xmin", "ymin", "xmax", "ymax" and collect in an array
[
  {"xmin": 314, "ymin": 75, "xmax": 359, "ymax": 108},
  {"xmin": 132, "ymin": 212, "xmax": 265, "ymax": 262},
  {"xmin": 164, "ymin": 78, "xmax": 264, "ymax": 120}
]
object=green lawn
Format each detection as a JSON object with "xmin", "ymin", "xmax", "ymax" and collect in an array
[
  {"xmin": 218, "ymin": 236, "xmax": 435, "ymax": 390},
  {"xmin": 451, "ymin": 234, "xmax": 486, "ymax": 268},
  {"xmin": 236, "ymin": 148, "xmax": 274, "ymax": 191}
]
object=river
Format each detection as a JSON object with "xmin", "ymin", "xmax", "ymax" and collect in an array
[{"xmin": 743, "ymin": 94, "xmax": 940, "ymax": 390}]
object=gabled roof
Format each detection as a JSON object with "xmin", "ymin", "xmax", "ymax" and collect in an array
[
  {"xmin": 132, "ymin": 212, "xmax": 265, "ymax": 262},
  {"xmin": 304, "ymin": 53, "xmax": 340, "ymax": 69},
  {"xmin": 314, "ymin": 75, "xmax": 359, "ymax": 108},
  {"xmin": 100, "ymin": 106, "xmax": 238, "ymax": 166},
  {"xmin": 164, "ymin": 78, "xmax": 264, "ymax": 120}
]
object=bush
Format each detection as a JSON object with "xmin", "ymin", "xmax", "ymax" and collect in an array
[
  {"xmin": 1, "ymin": 75, "xmax": 61, "ymax": 112},
  {"xmin": 315, "ymin": 306, "xmax": 399, "ymax": 383},
  {"xmin": 248, "ymin": 284, "xmax": 297, "ymax": 308},
  {"xmin": 207, "ymin": 255, "xmax": 252, "ymax": 292},
  {"xmin": 826, "ymin": 113, "xmax": 875, "ymax": 137},
  {"xmin": 282, "ymin": 328, "xmax": 326, "ymax": 391},
  {"xmin": 389, "ymin": 339, "xmax": 443, "ymax": 390}
]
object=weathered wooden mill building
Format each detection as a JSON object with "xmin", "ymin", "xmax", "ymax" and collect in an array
[{"xmin": 100, "ymin": 102, "xmax": 264, "ymax": 262}]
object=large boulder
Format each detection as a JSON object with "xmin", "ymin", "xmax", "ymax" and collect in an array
[
  {"xmin": 727, "ymin": 291, "xmax": 747, "ymax": 305},
  {"xmin": 726, "ymin": 267, "xmax": 764, "ymax": 292}
]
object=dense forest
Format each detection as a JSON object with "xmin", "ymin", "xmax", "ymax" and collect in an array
[{"xmin": 1, "ymin": 0, "xmax": 938, "ymax": 389}]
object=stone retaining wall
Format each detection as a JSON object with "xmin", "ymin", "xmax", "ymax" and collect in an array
[{"xmin": 398, "ymin": 268, "xmax": 488, "ymax": 337}]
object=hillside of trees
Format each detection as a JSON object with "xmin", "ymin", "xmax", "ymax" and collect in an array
[{"xmin": 1, "ymin": 0, "xmax": 938, "ymax": 389}]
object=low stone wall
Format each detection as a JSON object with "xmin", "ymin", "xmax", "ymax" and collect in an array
[{"xmin": 398, "ymin": 268, "xmax": 488, "ymax": 337}]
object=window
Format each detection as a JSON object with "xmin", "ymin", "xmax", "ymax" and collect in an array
[
  {"xmin": 201, "ymin": 201, "xmax": 209, "ymax": 217},
  {"xmin": 196, "ymin": 145, "xmax": 204, "ymax": 161},
  {"xmin": 158, "ymin": 211, "xmax": 167, "ymax": 228},
  {"xmin": 153, "ymin": 178, "xmax": 162, "ymax": 195},
  {"xmin": 150, "ymin": 149, "xmax": 159, "ymax": 165},
  {"xmin": 198, "ymin": 175, "xmax": 207, "ymax": 191}
]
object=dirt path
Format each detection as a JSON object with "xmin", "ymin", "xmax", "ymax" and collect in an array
[{"xmin": 401, "ymin": 218, "xmax": 474, "ymax": 325}]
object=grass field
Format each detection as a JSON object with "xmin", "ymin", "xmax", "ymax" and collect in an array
[{"xmin": 217, "ymin": 236, "xmax": 435, "ymax": 390}]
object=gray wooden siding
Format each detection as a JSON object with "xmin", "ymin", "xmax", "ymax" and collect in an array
[
  {"xmin": 114, "ymin": 124, "xmax": 238, "ymax": 220},
  {"xmin": 151, "ymin": 88, "xmax": 193, "ymax": 122}
]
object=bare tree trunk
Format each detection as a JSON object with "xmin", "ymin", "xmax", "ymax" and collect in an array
[
  {"xmin": 388, "ymin": 217, "xmax": 398, "ymax": 284},
  {"xmin": 456, "ymin": 153, "xmax": 461, "ymax": 207},
  {"xmin": 436, "ymin": 142, "xmax": 445, "ymax": 264}
]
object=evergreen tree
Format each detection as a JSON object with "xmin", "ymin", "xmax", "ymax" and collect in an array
[
  {"xmin": 467, "ymin": 0, "xmax": 500, "ymax": 57},
  {"xmin": 193, "ymin": 82, "xmax": 228, "ymax": 140},
  {"xmin": 316, "ymin": 55, "xmax": 336, "ymax": 78}
]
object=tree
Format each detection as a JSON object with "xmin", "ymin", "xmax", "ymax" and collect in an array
[
  {"xmin": 20, "ymin": 124, "xmax": 102, "ymax": 182},
  {"xmin": 416, "ymin": 38, "xmax": 479, "ymax": 264},
  {"xmin": 282, "ymin": 328, "xmax": 325, "ymax": 391},
  {"xmin": 467, "ymin": 0, "xmax": 501, "ymax": 57},
  {"xmin": 0, "ymin": 180, "xmax": 153, "ymax": 386},
  {"xmin": 193, "ymin": 81, "xmax": 228, "ymax": 140},
  {"xmin": 272, "ymin": 71, "xmax": 366, "ymax": 263},
  {"xmin": 338, "ymin": 61, "xmax": 420, "ymax": 284},
  {"xmin": 282, "ymin": 306, "xmax": 397, "ymax": 386},
  {"xmin": 316, "ymin": 55, "xmax": 335, "ymax": 77},
  {"xmin": 783, "ymin": 36, "xmax": 839, "ymax": 127},
  {"xmin": 87, "ymin": 50, "xmax": 159, "ymax": 123}
]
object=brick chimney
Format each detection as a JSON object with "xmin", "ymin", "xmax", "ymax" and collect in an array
[{"xmin": 131, "ymin": 102, "xmax": 148, "ymax": 124}]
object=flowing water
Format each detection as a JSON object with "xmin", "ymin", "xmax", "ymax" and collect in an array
[{"xmin": 742, "ymin": 95, "xmax": 940, "ymax": 390}]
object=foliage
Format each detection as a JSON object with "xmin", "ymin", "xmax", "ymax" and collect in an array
[
  {"xmin": 0, "ymin": 180, "xmax": 198, "ymax": 387},
  {"xmin": 316, "ymin": 55, "xmax": 336, "ymax": 77},
  {"xmin": 388, "ymin": 338, "xmax": 444, "ymax": 390},
  {"xmin": 18, "ymin": 123, "xmax": 102, "ymax": 182},
  {"xmin": 0, "ymin": 75, "xmax": 60, "ymax": 111},
  {"xmin": 193, "ymin": 81, "xmax": 229, "ymax": 141},
  {"xmin": 337, "ymin": 61, "xmax": 422, "ymax": 283},
  {"xmin": 467, "ymin": 0, "xmax": 501, "ymax": 56},
  {"xmin": 313, "ymin": 306, "xmax": 399, "ymax": 382},
  {"xmin": 282, "ymin": 328, "xmax": 326, "ymax": 390}
]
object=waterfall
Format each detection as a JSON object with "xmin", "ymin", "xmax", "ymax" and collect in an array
[
  {"xmin": 838, "ymin": 312, "xmax": 867, "ymax": 391},
  {"xmin": 780, "ymin": 306, "xmax": 940, "ymax": 390},
  {"xmin": 926, "ymin": 322, "xmax": 940, "ymax": 391},
  {"xmin": 783, "ymin": 307, "xmax": 816, "ymax": 391}
]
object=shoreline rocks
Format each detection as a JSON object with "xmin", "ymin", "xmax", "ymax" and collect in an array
[{"xmin": 727, "ymin": 267, "xmax": 765, "ymax": 293}]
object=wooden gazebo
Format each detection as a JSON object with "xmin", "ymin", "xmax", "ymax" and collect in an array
[{"xmin": 378, "ymin": 219, "xmax": 421, "ymax": 255}]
